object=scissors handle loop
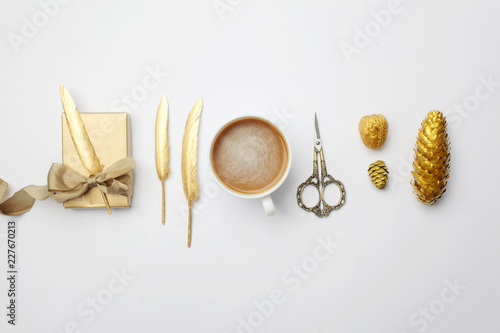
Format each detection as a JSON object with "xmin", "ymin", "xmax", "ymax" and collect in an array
[
  {"xmin": 296, "ymin": 160, "xmax": 346, "ymax": 218},
  {"xmin": 320, "ymin": 170, "xmax": 346, "ymax": 217},
  {"xmin": 297, "ymin": 174, "xmax": 323, "ymax": 217}
]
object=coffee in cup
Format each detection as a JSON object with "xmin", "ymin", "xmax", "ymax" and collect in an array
[{"xmin": 210, "ymin": 116, "xmax": 291, "ymax": 215}]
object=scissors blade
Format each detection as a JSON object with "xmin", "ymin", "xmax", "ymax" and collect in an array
[{"xmin": 314, "ymin": 113, "xmax": 322, "ymax": 151}]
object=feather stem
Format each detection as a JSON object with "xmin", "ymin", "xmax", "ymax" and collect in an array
[
  {"xmin": 161, "ymin": 181, "xmax": 165, "ymax": 225},
  {"xmin": 188, "ymin": 201, "xmax": 192, "ymax": 248},
  {"xmin": 100, "ymin": 191, "xmax": 112, "ymax": 215}
]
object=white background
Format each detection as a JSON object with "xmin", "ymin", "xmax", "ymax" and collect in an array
[{"xmin": 1, "ymin": 0, "xmax": 499, "ymax": 332}]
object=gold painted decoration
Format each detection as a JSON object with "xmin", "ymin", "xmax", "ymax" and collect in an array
[
  {"xmin": 368, "ymin": 160, "xmax": 388, "ymax": 189},
  {"xmin": 359, "ymin": 114, "xmax": 388, "ymax": 150},
  {"xmin": 411, "ymin": 110, "xmax": 450, "ymax": 205},
  {"xmin": 181, "ymin": 98, "xmax": 203, "ymax": 247},
  {"xmin": 60, "ymin": 85, "xmax": 112, "ymax": 214},
  {"xmin": 155, "ymin": 95, "xmax": 170, "ymax": 225}
]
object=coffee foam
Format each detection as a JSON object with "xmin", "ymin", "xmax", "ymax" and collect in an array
[{"xmin": 212, "ymin": 118, "xmax": 288, "ymax": 194}]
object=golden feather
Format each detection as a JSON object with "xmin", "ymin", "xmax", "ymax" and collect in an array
[
  {"xmin": 59, "ymin": 85, "xmax": 111, "ymax": 214},
  {"xmin": 181, "ymin": 97, "xmax": 203, "ymax": 247},
  {"xmin": 155, "ymin": 94, "xmax": 170, "ymax": 225}
]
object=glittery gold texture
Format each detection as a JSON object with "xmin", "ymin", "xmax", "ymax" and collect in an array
[
  {"xmin": 411, "ymin": 110, "xmax": 450, "ymax": 205},
  {"xmin": 359, "ymin": 114, "xmax": 388, "ymax": 150},
  {"xmin": 368, "ymin": 160, "xmax": 388, "ymax": 189}
]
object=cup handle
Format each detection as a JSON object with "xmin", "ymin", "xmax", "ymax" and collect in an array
[{"xmin": 261, "ymin": 195, "xmax": 276, "ymax": 216}]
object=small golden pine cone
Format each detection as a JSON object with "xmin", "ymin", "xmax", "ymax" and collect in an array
[
  {"xmin": 368, "ymin": 160, "xmax": 389, "ymax": 189},
  {"xmin": 411, "ymin": 110, "xmax": 450, "ymax": 205},
  {"xmin": 359, "ymin": 114, "xmax": 388, "ymax": 150}
]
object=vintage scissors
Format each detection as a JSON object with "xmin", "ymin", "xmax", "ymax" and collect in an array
[{"xmin": 297, "ymin": 113, "xmax": 346, "ymax": 217}]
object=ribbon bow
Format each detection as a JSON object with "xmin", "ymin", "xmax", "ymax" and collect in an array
[{"xmin": 0, "ymin": 157, "xmax": 135, "ymax": 216}]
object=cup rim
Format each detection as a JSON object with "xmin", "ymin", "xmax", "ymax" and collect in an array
[{"xmin": 209, "ymin": 115, "xmax": 292, "ymax": 200}]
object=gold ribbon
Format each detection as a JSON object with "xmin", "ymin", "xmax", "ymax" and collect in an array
[{"xmin": 0, "ymin": 157, "xmax": 136, "ymax": 216}]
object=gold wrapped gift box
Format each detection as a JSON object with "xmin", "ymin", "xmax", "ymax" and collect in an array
[{"xmin": 62, "ymin": 113, "xmax": 133, "ymax": 208}]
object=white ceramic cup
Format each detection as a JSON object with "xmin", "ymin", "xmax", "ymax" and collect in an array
[{"xmin": 209, "ymin": 116, "xmax": 292, "ymax": 216}]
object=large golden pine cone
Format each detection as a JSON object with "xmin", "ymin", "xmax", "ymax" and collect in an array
[
  {"xmin": 411, "ymin": 110, "xmax": 450, "ymax": 205},
  {"xmin": 368, "ymin": 160, "xmax": 388, "ymax": 189}
]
